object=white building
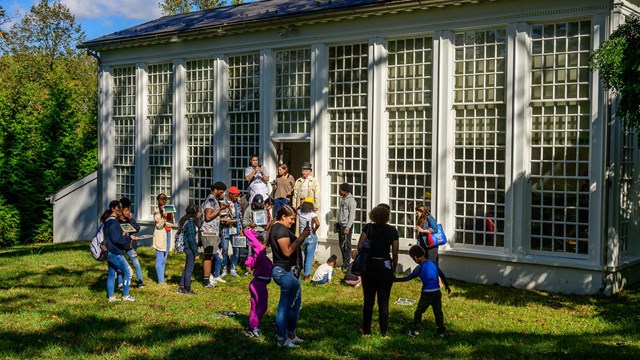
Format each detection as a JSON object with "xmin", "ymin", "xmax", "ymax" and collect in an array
[{"xmin": 80, "ymin": 0, "xmax": 640, "ymax": 294}]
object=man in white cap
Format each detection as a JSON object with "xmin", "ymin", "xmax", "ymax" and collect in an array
[{"xmin": 293, "ymin": 161, "xmax": 320, "ymax": 212}]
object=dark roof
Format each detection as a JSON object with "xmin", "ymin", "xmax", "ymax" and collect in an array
[{"xmin": 80, "ymin": 0, "xmax": 394, "ymax": 49}]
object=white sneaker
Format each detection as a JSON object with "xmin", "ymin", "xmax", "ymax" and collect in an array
[
  {"xmin": 277, "ymin": 338, "xmax": 299, "ymax": 348},
  {"xmin": 212, "ymin": 276, "xmax": 226, "ymax": 283},
  {"xmin": 221, "ymin": 268, "xmax": 228, "ymax": 277},
  {"xmin": 288, "ymin": 336, "xmax": 304, "ymax": 344},
  {"xmin": 209, "ymin": 274, "xmax": 215, "ymax": 283},
  {"xmin": 230, "ymin": 269, "xmax": 239, "ymax": 277}
]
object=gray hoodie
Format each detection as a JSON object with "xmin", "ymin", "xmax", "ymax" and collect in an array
[{"xmin": 338, "ymin": 193, "xmax": 357, "ymax": 229}]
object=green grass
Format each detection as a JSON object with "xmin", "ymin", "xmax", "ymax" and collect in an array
[{"xmin": 1, "ymin": 242, "xmax": 639, "ymax": 359}]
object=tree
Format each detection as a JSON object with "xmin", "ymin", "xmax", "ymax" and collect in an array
[
  {"xmin": 0, "ymin": 0, "xmax": 97, "ymax": 245},
  {"xmin": 159, "ymin": 0, "xmax": 246, "ymax": 16},
  {"xmin": 590, "ymin": 16, "xmax": 640, "ymax": 131}
]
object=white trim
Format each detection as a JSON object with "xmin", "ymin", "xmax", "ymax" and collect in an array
[
  {"xmin": 174, "ymin": 59, "xmax": 187, "ymax": 214},
  {"xmin": 369, "ymin": 37, "xmax": 388, "ymax": 208}
]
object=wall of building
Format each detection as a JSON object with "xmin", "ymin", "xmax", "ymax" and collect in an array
[{"xmin": 51, "ymin": 171, "xmax": 99, "ymax": 243}]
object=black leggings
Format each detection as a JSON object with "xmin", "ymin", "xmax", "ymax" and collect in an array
[{"xmin": 361, "ymin": 258, "xmax": 394, "ymax": 335}]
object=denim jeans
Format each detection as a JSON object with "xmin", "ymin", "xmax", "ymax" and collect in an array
[
  {"xmin": 107, "ymin": 252, "xmax": 131, "ymax": 298},
  {"xmin": 213, "ymin": 251, "xmax": 223, "ymax": 277},
  {"xmin": 301, "ymin": 233, "xmax": 317, "ymax": 277},
  {"xmin": 155, "ymin": 232, "xmax": 171, "ymax": 284},
  {"xmin": 339, "ymin": 225, "xmax": 353, "ymax": 270},
  {"xmin": 179, "ymin": 247, "xmax": 196, "ymax": 290},
  {"xmin": 272, "ymin": 266, "xmax": 302, "ymax": 340},
  {"xmin": 313, "ymin": 272, "xmax": 330, "ymax": 285},
  {"xmin": 274, "ymin": 198, "xmax": 290, "ymax": 215},
  {"xmin": 118, "ymin": 248, "xmax": 142, "ymax": 285},
  {"xmin": 221, "ymin": 234, "xmax": 239, "ymax": 270}
]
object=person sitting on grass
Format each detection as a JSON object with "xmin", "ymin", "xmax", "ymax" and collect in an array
[
  {"xmin": 312, "ymin": 255, "xmax": 337, "ymax": 285},
  {"xmin": 342, "ymin": 250, "xmax": 361, "ymax": 287},
  {"xmin": 393, "ymin": 245, "xmax": 451, "ymax": 338}
]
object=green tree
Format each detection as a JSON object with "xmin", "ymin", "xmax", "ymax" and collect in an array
[
  {"xmin": 159, "ymin": 0, "xmax": 246, "ymax": 16},
  {"xmin": 590, "ymin": 16, "xmax": 640, "ymax": 130},
  {"xmin": 0, "ymin": 0, "xmax": 97, "ymax": 245}
]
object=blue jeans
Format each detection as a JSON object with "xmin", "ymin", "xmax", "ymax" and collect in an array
[
  {"xmin": 180, "ymin": 247, "xmax": 195, "ymax": 289},
  {"xmin": 107, "ymin": 252, "xmax": 131, "ymax": 298},
  {"xmin": 274, "ymin": 198, "xmax": 290, "ymax": 215},
  {"xmin": 155, "ymin": 232, "xmax": 170, "ymax": 283},
  {"xmin": 221, "ymin": 234, "xmax": 239, "ymax": 270},
  {"xmin": 313, "ymin": 272, "xmax": 331, "ymax": 285},
  {"xmin": 118, "ymin": 248, "xmax": 143, "ymax": 285},
  {"xmin": 213, "ymin": 251, "xmax": 223, "ymax": 277},
  {"xmin": 272, "ymin": 266, "xmax": 302, "ymax": 340},
  {"xmin": 301, "ymin": 234, "xmax": 317, "ymax": 277}
]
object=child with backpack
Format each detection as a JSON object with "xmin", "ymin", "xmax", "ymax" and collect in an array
[
  {"xmin": 177, "ymin": 204, "xmax": 202, "ymax": 295},
  {"xmin": 243, "ymin": 228, "xmax": 273, "ymax": 337},
  {"xmin": 394, "ymin": 245, "xmax": 451, "ymax": 338}
]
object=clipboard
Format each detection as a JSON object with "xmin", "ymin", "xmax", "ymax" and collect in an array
[
  {"xmin": 120, "ymin": 223, "xmax": 137, "ymax": 233},
  {"xmin": 254, "ymin": 209, "xmax": 267, "ymax": 226}
]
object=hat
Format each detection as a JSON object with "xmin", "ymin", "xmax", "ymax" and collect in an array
[
  {"xmin": 303, "ymin": 197, "xmax": 314, "ymax": 205},
  {"xmin": 228, "ymin": 186, "xmax": 240, "ymax": 195},
  {"xmin": 301, "ymin": 161, "xmax": 312, "ymax": 170},
  {"xmin": 252, "ymin": 194, "xmax": 264, "ymax": 208}
]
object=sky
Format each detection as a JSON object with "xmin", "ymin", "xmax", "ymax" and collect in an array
[{"xmin": 2, "ymin": 0, "xmax": 162, "ymax": 41}]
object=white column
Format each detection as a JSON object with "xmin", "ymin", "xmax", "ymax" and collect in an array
[
  {"xmin": 173, "ymin": 59, "xmax": 187, "ymax": 214},
  {"xmin": 99, "ymin": 66, "xmax": 112, "ymax": 212},
  {"xmin": 213, "ymin": 54, "xmax": 229, "ymax": 185},
  {"xmin": 136, "ymin": 63, "xmax": 150, "ymax": 219},
  {"xmin": 261, "ymin": 49, "xmax": 277, "ymax": 172},
  {"xmin": 511, "ymin": 21, "xmax": 531, "ymax": 258},
  {"xmin": 312, "ymin": 43, "xmax": 329, "ymax": 230},
  {"xmin": 368, "ymin": 37, "xmax": 388, "ymax": 208}
]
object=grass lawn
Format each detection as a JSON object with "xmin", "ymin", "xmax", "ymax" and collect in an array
[{"xmin": 1, "ymin": 242, "xmax": 639, "ymax": 359}]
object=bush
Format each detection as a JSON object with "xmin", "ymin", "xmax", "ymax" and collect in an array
[
  {"xmin": 0, "ymin": 195, "xmax": 21, "ymax": 246},
  {"xmin": 32, "ymin": 207, "xmax": 53, "ymax": 243}
]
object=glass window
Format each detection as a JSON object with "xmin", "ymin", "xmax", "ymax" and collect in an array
[
  {"xmin": 112, "ymin": 66, "xmax": 137, "ymax": 212},
  {"xmin": 275, "ymin": 48, "xmax": 311, "ymax": 134}
]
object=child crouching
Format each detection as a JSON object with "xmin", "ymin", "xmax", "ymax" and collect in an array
[
  {"xmin": 244, "ymin": 229, "xmax": 273, "ymax": 337},
  {"xmin": 394, "ymin": 245, "xmax": 451, "ymax": 338},
  {"xmin": 312, "ymin": 255, "xmax": 336, "ymax": 285}
]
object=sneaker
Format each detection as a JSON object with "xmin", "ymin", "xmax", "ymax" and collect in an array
[
  {"xmin": 177, "ymin": 288, "xmax": 186, "ymax": 294},
  {"xmin": 209, "ymin": 274, "xmax": 215, "ymax": 283},
  {"xmin": 229, "ymin": 269, "xmax": 239, "ymax": 277},
  {"xmin": 244, "ymin": 328, "xmax": 260, "ymax": 338},
  {"xmin": 221, "ymin": 268, "xmax": 228, "ymax": 277},
  {"xmin": 184, "ymin": 290, "xmax": 196, "ymax": 295},
  {"xmin": 108, "ymin": 297, "xmax": 121, "ymax": 303},
  {"xmin": 277, "ymin": 339, "xmax": 299, "ymax": 348},
  {"xmin": 122, "ymin": 295, "xmax": 136, "ymax": 302},
  {"xmin": 212, "ymin": 276, "xmax": 226, "ymax": 283},
  {"xmin": 205, "ymin": 282, "xmax": 215, "ymax": 288},
  {"xmin": 408, "ymin": 330, "xmax": 420, "ymax": 337},
  {"xmin": 288, "ymin": 336, "xmax": 304, "ymax": 344},
  {"xmin": 137, "ymin": 281, "xmax": 145, "ymax": 289},
  {"xmin": 252, "ymin": 328, "xmax": 261, "ymax": 337}
]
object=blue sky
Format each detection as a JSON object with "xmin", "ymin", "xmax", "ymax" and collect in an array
[{"xmin": 2, "ymin": 0, "xmax": 162, "ymax": 41}]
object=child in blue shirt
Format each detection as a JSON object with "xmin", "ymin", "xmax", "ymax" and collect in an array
[{"xmin": 394, "ymin": 245, "xmax": 451, "ymax": 338}]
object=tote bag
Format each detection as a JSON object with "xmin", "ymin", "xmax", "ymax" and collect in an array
[{"xmin": 426, "ymin": 224, "xmax": 447, "ymax": 247}]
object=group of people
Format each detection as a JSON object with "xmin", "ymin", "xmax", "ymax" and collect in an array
[{"xmin": 99, "ymin": 154, "xmax": 451, "ymax": 346}]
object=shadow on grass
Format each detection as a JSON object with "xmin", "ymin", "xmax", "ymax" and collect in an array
[
  {"xmin": 0, "ymin": 242, "xmax": 88, "ymax": 259},
  {"xmin": 1, "ymin": 300, "xmax": 638, "ymax": 359}
]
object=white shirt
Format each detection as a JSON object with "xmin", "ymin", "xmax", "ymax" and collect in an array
[
  {"xmin": 245, "ymin": 166, "xmax": 270, "ymax": 203},
  {"xmin": 313, "ymin": 263, "xmax": 334, "ymax": 282},
  {"xmin": 297, "ymin": 209, "xmax": 317, "ymax": 234}
]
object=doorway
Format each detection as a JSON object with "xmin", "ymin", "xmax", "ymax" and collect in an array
[{"xmin": 276, "ymin": 141, "xmax": 310, "ymax": 179}]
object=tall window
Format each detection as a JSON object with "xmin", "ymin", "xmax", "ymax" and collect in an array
[
  {"xmin": 186, "ymin": 59, "xmax": 215, "ymax": 204},
  {"xmin": 453, "ymin": 28, "xmax": 507, "ymax": 247},
  {"xmin": 228, "ymin": 54, "xmax": 260, "ymax": 191},
  {"xmin": 387, "ymin": 37, "xmax": 433, "ymax": 242},
  {"xmin": 147, "ymin": 63, "xmax": 174, "ymax": 214},
  {"xmin": 529, "ymin": 21, "xmax": 591, "ymax": 256},
  {"xmin": 275, "ymin": 49, "xmax": 311, "ymax": 134},
  {"xmin": 328, "ymin": 44, "xmax": 368, "ymax": 234},
  {"xmin": 112, "ymin": 66, "xmax": 137, "ymax": 212}
]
